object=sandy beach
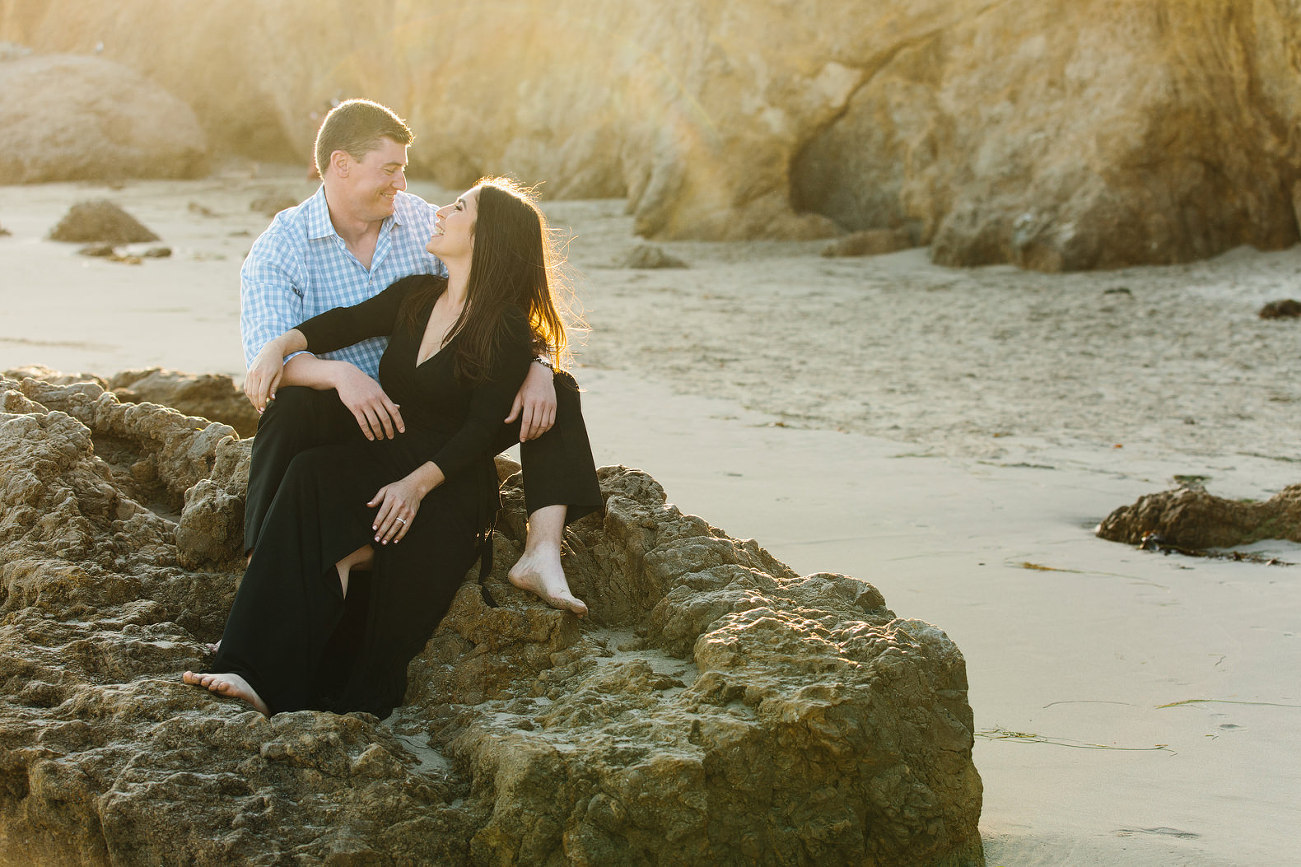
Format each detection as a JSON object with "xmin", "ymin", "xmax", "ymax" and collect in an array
[{"xmin": 2, "ymin": 166, "xmax": 1298, "ymax": 865}]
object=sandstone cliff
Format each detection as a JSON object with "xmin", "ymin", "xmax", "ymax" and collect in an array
[
  {"xmin": 0, "ymin": 370, "xmax": 984, "ymax": 865},
  {"xmin": 1, "ymin": 0, "xmax": 1297, "ymax": 269}
]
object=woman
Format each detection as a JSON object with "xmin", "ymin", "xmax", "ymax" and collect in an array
[{"xmin": 185, "ymin": 178, "xmax": 591, "ymax": 717}]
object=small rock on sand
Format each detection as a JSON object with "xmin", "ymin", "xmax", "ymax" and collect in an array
[
  {"xmin": 618, "ymin": 243, "xmax": 688, "ymax": 269},
  {"xmin": 49, "ymin": 200, "xmax": 159, "ymax": 245},
  {"xmin": 821, "ymin": 227, "xmax": 916, "ymax": 258},
  {"xmin": 1259, "ymin": 299, "xmax": 1301, "ymax": 319},
  {"xmin": 250, "ymin": 192, "xmax": 301, "ymax": 218}
]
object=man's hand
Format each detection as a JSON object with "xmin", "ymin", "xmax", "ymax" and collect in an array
[
  {"xmin": 506, "ymin": 361, "xmax": 557, "ymax": 441},
  {"xmin": 334, "ymin": 364, "xmax": 406, "ymax": 440},
  {"xmin": 243, "ymin": 339, "xmax": 287, "ymax": 413}
]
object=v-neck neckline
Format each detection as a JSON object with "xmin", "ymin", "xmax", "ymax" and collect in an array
[{"xmin": 414, "ymin": 288, "xmax": 458, "ymax": 368}]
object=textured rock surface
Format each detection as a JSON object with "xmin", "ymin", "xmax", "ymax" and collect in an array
[
  {"xmin": 1096, "ymin": 484, "xmax": 1301, "ymax": 549},
  {"xmin": 0, "ymin": 52, "xmax": 207, "ymax": 184},
  {"xmin": 1, "ymin": 0, "xmax": 1296, "ymax": 267},
  {"xmin": 0, "ymin": 369, "xmax": 983, "ymax": 865}
]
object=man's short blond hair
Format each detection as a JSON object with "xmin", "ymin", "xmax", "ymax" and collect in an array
[{"xmin": 314, "ymin": 99, "xmax": 414, "ymax": 176}]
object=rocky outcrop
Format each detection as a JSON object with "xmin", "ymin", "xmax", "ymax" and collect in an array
[
  {"xmin": 2, "ymin": 1, "xmax": 1297, "ymax": 268},
  {"xmin": 0, "ymin": 369, "xmax": 983, "ymax": 865},
  {"xmin": 0, "ymin": 52, "xmax": 207, "ymax": 184},
  {"xmin": 1096, "ymin": 484, "xmax": 1301, "ymax": 550},
  {"xmin": 108, "ymin": 368, "xmax": 259, "ymax": 439}
]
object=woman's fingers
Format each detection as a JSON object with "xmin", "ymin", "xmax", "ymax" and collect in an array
[{"xmin": 369, "ymin": 489, "xmax": 415, "ymax": 545}]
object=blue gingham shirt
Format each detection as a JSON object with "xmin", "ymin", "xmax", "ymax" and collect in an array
[{"xmin": 240, "ymin": 186, "xmax": 447, "ymax": 380}]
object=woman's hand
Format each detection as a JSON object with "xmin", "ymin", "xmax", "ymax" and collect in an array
[
  {"xmin": 506, "ymin": 360, "xmax": 557, "ymax": 441},
  {"xmin": 368, "ymin": 475, "xmax": 425, "ymax": 545},
  {"xmin": 244, "ymin": 338, "xmax": 289, "ymax": 412}
]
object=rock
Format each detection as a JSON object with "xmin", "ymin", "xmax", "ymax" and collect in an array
[
  {"xmin": 142, "ymin": 246, "xmax": 172, "ymax": 259},
  {"xmin": 617, "ymin": 243, "xmax": 688, "ymax": 269},
  {"xmin": 0, "ymin": 223, "xmax": 10, "ymax": 237},
  {"xmin": 792, "ymin": 3, "xmax": 1301, "ymax": 271},
  {"xmin": 0, "ymin": 51, "xmax": 207, "ymax": 184},
  {"xmin": 3, "ymin": 364, "xmax": 107, "ymax": 388},
  {"xmin": 822, "ymin": 227, "xmax": 916, "ymax": 258},
  {"xmin": 49, "ymin": 201, "xmax": 159, "ymax": 245},
  {"xmin": 1096, "ymin": 484, "xmax": 1301, "ymax": 550},
  {"xmin": 1259, "ymin": 299, "xmax": 1301, "ymax": 320},
  {"xmin": 0, "ymin": 368, "xmax": 984, "ymax": 866},
  {"xmin": 108, "ymin": 368, "xmax": 259, "ymax": 439},
  {"xmin": 77, "ymin": 243, "xmax": 116, "ymax": 258},
  {"xmin": 4, "ymin": 2, "xmax": 1298, "ymax": 266},
  {"xmin": 249, "ymin": 192, "xmax": 300, "ymax": 218}
]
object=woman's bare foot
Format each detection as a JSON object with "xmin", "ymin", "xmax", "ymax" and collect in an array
[
  {"xmin": 183, "ymin": 670, "xmax": 269, "ymax": 715},
  {"xmin": 508, "ymin": 544, "xmax": 587, "ymax": 617}
]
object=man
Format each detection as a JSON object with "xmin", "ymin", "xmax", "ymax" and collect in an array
[{"xmin": 239, "ymin": 98, "xmax": 599, "ymax": 615}]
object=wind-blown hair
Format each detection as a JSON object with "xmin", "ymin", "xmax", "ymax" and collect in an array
[
  {"xmin": 314, "ymin": 99, "xmax": 414, "ymax": 177},
  {"xmin": 404, "ymin": 177, "xmax": 575, "ymax": 383}
]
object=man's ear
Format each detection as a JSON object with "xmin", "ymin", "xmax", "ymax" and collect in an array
[{"xmin": 330, "ymin": 150, "xmax": 350, "ymax": 178}]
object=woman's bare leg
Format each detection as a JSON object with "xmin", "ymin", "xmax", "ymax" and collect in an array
[
  {"xmin": 335, "ymin": 544, "xmax": 375, "ymax": 598},
  {"xmin": 508, "ymin": 505, "xmax": 587, "ymax": 617},
  {"xmin": 183, "ymin": 670, "xmax": 270, "ymax": 716}
]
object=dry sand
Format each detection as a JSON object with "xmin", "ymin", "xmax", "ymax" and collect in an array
[{"xmin": 1, "ymin": 165, "xmax": 1298, "ymax": 865}]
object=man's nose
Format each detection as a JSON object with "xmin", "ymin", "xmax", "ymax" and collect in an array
[{"xmin": 394, "ymin": 171, "xmax": 407, "ymax": 191}]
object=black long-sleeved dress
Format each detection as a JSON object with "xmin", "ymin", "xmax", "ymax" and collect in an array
[{"xmin": 210, "ymin": 274, "xmax": 532, "ymax": 717}]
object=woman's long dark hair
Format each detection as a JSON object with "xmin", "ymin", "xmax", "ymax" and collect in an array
[{"xmin": 402, "ymin": 177, "xmax": 574, "ymax": 382}]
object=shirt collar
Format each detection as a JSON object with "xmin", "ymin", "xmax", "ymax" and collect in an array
[{"xmin": 305, "ymin": 186, "xmax": 335, "ymax": 240}]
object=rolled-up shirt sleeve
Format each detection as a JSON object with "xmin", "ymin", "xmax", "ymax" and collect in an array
[{"xmin": 240, "ymin": 230, "xmax": 309, "ymax": 369}]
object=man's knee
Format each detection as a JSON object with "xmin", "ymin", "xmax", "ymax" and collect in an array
[
  {"xmin": 256, "ymin": 386, "xmax": 319, "ymax": 427},
  {"xmin": 255, "ymin": 387, "xmax": 355, "ymax": 447}
]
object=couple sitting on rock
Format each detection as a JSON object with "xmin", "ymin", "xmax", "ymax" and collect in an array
[{"xmin": 183, "ymin": 99, "xmax": 603, "ymax": 717}]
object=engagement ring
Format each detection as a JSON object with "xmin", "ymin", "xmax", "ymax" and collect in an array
[{"xmin": 396, "ymin": 517, "xmax": 406, "ymax": 524}]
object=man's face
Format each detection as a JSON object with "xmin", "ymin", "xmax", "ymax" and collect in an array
[{"xmin": 337, "ymin": 137, "xmax": 408, "ymax": 222}]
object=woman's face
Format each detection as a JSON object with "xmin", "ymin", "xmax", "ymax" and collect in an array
[{"xmin": 427, "ymin": 187, "xmax": 479, "ymax": 260}]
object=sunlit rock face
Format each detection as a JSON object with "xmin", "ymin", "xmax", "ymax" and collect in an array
[
  {"xmin": 0, "ymin": 52, "xmax": 207, "ymax": 184},
  {"xmin": 1, "ymin": 369, "xmax": 983, "ymax": 864},
  {"xmin": 2, "ymin": 1, "xmax": 1296, "ymax": 267}
]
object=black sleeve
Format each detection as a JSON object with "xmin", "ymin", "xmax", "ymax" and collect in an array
[
  {"xmin": 296, "ymin": 275, "xmax": 433, "ymax": 355},
  {"xmin": 429, "ymin": 308, "xmax": 533, "ymax": 479}
]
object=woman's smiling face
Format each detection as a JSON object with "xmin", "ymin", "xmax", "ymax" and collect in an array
[{"xmin": 427, "ymin": 187, "xmax": 479, "ymax": 260}]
